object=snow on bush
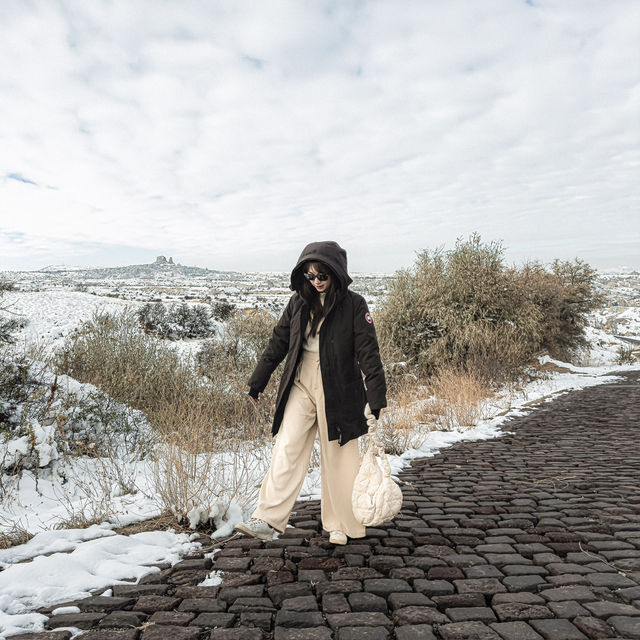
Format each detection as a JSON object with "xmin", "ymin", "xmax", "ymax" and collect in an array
[
  {"xmin": 0, "ymin": 356, "xmax": 154, "ymax": 475},
  {"xmin": 2, "ymin": 424, "xmax": 59, "ymax": 471}
]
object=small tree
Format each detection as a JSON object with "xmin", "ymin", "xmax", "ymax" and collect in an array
[
  {"xmin": 548, "ymin": 258, "xmax": 603, "ymax": 358},
  {"xmin": 0, "ymin": 281, "xmax": 21, "ymax": 345},
  {"xmin": 174, "ymin": 303, "xmax": 213, "ymax": 339}
]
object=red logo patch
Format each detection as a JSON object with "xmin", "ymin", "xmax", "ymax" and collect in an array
[{"xmin": 364, "ymin": 312, "xmax": 373, "ymax": 324}]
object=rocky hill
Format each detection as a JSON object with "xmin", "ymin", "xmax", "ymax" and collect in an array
[{"xmin": 39, "ymin": 256, "xmax": 237, "ymax": 280}]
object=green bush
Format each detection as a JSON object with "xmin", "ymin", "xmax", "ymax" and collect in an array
[
  {"xmin": 0, "ymin": 355, "xmax": 32, "ymax": 408},
  {"xmin": 0, "ymin": 280, "xmax": 25, "ymax": 345},
  {"xmin": 0, "ymin": 280, "xmax": 30, "ymax": 432},
  {"xmin": 377, "ymin": 234, "xmax": 602, "ymax": 382},
  {"xmin": 137, "ymin": 302, "xmax": 215, "ymax": 339},
  {"xmin": 59, "ymin": 388, "xmax": 154, "ymax": 458},
  {"xmin": 212, "ymin": 300, "xmax": 235, "ymax": 321}
]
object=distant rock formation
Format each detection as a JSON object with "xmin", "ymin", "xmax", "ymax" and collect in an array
[{"xmin": 36, "ymin": 257, "xmax": 233, "ymax": 280}]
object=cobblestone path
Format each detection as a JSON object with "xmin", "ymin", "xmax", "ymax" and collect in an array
[{"xmin": 14, "ymin": 370, "xmax": 640, "ymax": 640}]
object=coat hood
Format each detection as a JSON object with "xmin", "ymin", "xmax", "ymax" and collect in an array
[{"xmin": 290, "ymin": 241, "xmax": 353, "ymax": 292}]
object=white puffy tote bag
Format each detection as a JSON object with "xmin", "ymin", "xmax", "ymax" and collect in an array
[{"xmin": 352, "ymin": 405, "xmax": 403, "ymax": 526}]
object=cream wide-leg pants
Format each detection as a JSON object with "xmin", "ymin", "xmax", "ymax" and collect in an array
[{"xmin": 252, "ymin": 349, "xmax": 366, "ymax": 538}]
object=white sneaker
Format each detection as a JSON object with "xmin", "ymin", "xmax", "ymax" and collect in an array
[
  {"xmin": 329, "ymin": 530, "xmax": 347, "ymax": 545},
  {"xmin": 234, "ymin": 518, "xmax": 276, "ymax": 541}
]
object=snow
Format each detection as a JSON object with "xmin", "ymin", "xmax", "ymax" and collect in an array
[
  {"xmin": 0, "ymin": 530, "xmax": 199, "ymax": 637},
  {"xmin": 2, "ymin": 290, "xmax": 134, "ymax": 356},
  {"xmin": 0, "ymin": 525, "xmax": 116, "ymax": 565},
  {"xmin": 198, "ymin": 570, "xmax": 224, "ymax": 586},
  {"xmin": 51, "ymin": 606, "xmax": 81, "ymax": 615},
  {"xmin": 4, "ymin": 424, "xmax": 60, "ymax": 470},
  {"xmin": 0, "ymin": 455, "xmax": 162, "ymax": 537},
  {"xmin": 0, "ymin": 289, "xmax": 220, "ymax": 361},
  {"xmin": 51, "ymin": 607, "xmax": 80, "ymax": 616},
  {"xmin": 0, "ymin": 274, "xmax": 639, "ymax": 638}
]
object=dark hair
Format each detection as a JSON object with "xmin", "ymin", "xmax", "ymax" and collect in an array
[{"xmin": 300, "ymin": 261, "xmax": 339, "ymax": 337}]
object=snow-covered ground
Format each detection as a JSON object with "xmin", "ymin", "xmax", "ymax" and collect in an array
[
  {"xmin": 2, "ymin": 290, "xmax": 135, "ymax": 357},
  {"xmin": 1, "ymin": 288, "xmax": 229, "ymax": 364},
  {"xmin": 590, "ymin": 306, "xmax": 640, "ymax": 340},
  {"xmin": 0, "ymin": 276, "xmax": 639, "ymax": 638},
  {"xmin": 0, "ymin": 529, "xmax": 204, "ymax": 638}
]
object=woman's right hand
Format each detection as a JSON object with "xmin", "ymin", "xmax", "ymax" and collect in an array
[{"xmin": 247, "ymin": 390, "xmax": 260, "ymax": 404}]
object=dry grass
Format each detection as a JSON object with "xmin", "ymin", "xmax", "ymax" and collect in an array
[
  {"xmin": 616, "ymin": 344, "xmax": 638, "ymax": 365},
  {"xmin": 42, "ymin": 437, "xmax": 143, "ymax": 532},
  {"xmin": 372, "ymin": 365, "xmax": 493, "ymax": 454},
  {"xmin": 53, "ymin": 506, "xmax": 113, "ymax": 530},
  {"xmin": 195, "ymin": 308, "xmax": 280, "ymax": 433},
  {"xmin": 151, "ymin": 399, "xmax": 272, "ymax": 529},
  {"xmin": 534, "ymin": 360, "xmax": 574, "ymax": 374},
  {"xmin": 51, "ymin": 466, "xmax": 117, "ymax": 530},
  {"xmin": 0, "ymin": 516, "xmax": 33, "ymax": 549},
  {"xmin": 113, "ymin": 512, "xmax": 190, "ymax": 536},
  {"xmin": 428, "ymin": 367, "xmax": 491, "ymax": 431},
  {"xmin": 53, "ymin": 310, "xmax": 193, "ymax": 425},
  {"xmin": 373, "ymin": 375, "xmax": 436, "ymax": 455}
]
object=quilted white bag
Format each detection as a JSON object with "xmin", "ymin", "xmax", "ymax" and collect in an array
[{"xmin": 352, "ymin": 405, "xmax": 403, "ymax": 526}]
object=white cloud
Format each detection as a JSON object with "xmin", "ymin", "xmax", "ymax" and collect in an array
[{"xmin": 0, "ymin": 0, "xmax": 638, "ymax": 272}]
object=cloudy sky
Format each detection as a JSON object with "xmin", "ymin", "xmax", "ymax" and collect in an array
[{"xmin": 1, "ymin": 1, "xmax": 638, "ymax": 274}]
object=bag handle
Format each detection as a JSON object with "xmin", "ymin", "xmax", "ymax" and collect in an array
[
  {"xmin": 376, "ymin": 445, "xmax": 392, "ymax": 476},
  {"xmin": 363, "ymin": 403, "xmax": 393, "ymax": 477},
  {"xmin": 364, "ymin": 401, "xmax": 385, "ymax": 452}
]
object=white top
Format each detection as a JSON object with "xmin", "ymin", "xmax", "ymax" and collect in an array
[{"xmin": 303, "ymin": 292, "xmax": 326, "ymax": 352}]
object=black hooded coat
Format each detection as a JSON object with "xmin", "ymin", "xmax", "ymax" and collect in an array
[{"xmin": 247, "ymin": 241, "xmax": 387, "ymax": 446}]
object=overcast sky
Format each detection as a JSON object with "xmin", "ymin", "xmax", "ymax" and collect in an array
[{"xmin": 1, "ymin": 1, "xmax": 638, "ymax": 274}]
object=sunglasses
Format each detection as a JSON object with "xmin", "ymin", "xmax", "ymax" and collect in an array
[{"xmin": 304, "ymin": 272, "xmax": 330, "ymax": 282}]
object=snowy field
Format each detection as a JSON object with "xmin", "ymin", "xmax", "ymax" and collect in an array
[{"xmin": 0, "ymin": 270, "xmax": 639, "ymax": 638}]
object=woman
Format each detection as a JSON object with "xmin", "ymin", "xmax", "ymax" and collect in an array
[{"xmin": 235, "ymin": 240, "xmax": 387, "ymax": 545}]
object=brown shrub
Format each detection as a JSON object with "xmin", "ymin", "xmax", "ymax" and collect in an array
[
  {"xmin": 53, "ymin": 308, "xmax": 277, "ymax": 443},
  {"xmin": 53, "ymin": 310, "xmax": 191, "ymax": 419},
  {"xmin": 53, "ymin": 308, "xmax": 278, "ymax": 529},
  {"xmin": 195, "ymin": 307, "xmax": 281, "ymax": 437},
  {"xmin": 519, "ymin": 259, "xmax": 603, "ymax": 361},
  {"xmin": 377, "ymin": 233, "xmax": 601, "ymax": 384}
]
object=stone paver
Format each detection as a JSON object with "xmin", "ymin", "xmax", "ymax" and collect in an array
[
  {"xmin": 13, "ymin": 371, "xmax": 640, "ymax": 639},
  {"xmin": 5, "ymin": 634, "xmax": 73, "ymax": 640},
  {"xmin": 490, "ymin": 621, "xmax": 544, "ymax": 640}
]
